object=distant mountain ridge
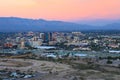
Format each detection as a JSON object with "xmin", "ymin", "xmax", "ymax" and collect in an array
[
  {"xmin": 0, "ymin": 17, "xmax": 119, "ymax": 32},
  {"xmin": 74, "ymin": 19, "xmax": 120, "ymax": 26}
]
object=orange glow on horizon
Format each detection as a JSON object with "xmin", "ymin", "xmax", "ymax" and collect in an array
[{"xmin": 0, "ymin": 0, "xmax": 120, "ymax": 21}]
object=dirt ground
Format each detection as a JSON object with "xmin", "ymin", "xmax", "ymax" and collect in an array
[{"xmin": 0, "ymin": 58, "xmax": 120, "ymax": 80}]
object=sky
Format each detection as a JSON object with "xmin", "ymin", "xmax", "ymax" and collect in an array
[{"xmin": 0, "ymin": 0, "xmax": 120, "ymax": 21}]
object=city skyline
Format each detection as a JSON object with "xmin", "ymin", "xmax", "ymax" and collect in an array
[{"xmin": 0, "ymin": 0, "xmax": 120, "ymax": 21}]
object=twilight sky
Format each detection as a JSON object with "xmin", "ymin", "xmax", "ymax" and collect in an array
[{"xmin": 0, "ymin": 0, "xmax": 120, "ymax": 21}]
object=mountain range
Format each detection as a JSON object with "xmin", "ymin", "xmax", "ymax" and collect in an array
[{"xmin": 0, "ymin": 17, "xmax": 120, "ymax": 32}]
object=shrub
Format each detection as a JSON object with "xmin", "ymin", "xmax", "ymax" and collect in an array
[{"xmin": 106, "ymin": 60, "xmax": 113, "ymax": 64}]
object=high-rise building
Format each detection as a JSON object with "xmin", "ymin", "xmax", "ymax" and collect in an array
[
  {"xmin": 43, "ymin": 33, "xmax": 53, "ymax": 43},
  {"xmin": 16, "ymin": 37, "xmax": 20, "ymax": 43},
  {"xmin": 40, "ymin": 33, "xmax": 45, "ymax": 40},
  {"xmin": 49, "ymin": 32, "xmax": 53, "ymax": 41},
  {"xmin": 20, "ymin": 41, "xmax": 25, "ymax": 49},
  {"xmin": 44, "ymin": 33, "xmax": 49, "ymax": 43}
]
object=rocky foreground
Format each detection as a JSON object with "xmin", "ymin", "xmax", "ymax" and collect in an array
[{"xmin": 0, "ymin": 58, "xmax": 120, "ymax": 80}]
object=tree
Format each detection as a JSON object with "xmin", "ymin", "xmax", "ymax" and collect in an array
[{"xmin": 106, "ymin": 60, "xmax": 113, "ymax": 64}]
